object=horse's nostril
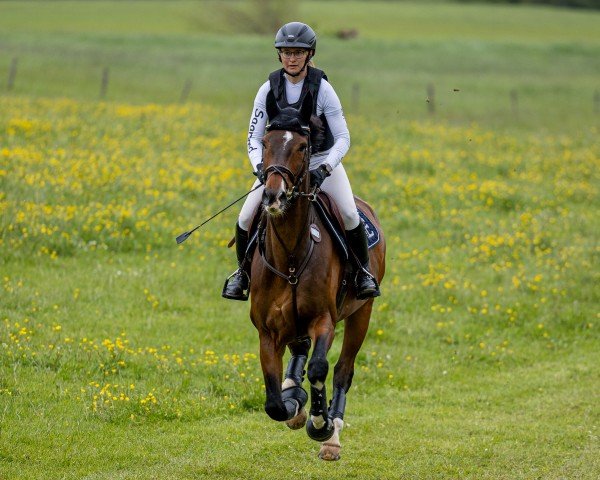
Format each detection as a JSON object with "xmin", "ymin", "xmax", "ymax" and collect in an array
[{"xmin": 263, "ymin": 189, "xmax": 279, "ymax": 206}]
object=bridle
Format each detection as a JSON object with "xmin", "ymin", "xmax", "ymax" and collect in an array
[{"xmin": 262, "ymin": 126, "xmax": 313, "ymax": 201}]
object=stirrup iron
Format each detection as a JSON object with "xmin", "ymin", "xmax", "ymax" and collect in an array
[{"xmin": 222, "ymin": 269, "xmax": 250, "ymax": 301}]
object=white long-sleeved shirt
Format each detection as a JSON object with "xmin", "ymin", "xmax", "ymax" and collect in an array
[{"xmin": 246, "ymin": 75, "xmax": 350, "ymax": 171}]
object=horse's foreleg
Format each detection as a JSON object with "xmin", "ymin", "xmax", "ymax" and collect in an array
[
  {"xmin": 283, "ymin": 337, "xmax": 311, "ymax": 429},
  {"xmin": 319, "ymin": 301, "xmax": 373, "ymax": 461},
  {"xmin": 283, "ymin": 336, "xmax": 311, "ymax": 389},
  {"xmin": 306, "ymin": 325, "xmax": 335, "ymax": 442},
  {"xmin": 259, "ymin": 334, "xmax": 296, "ymax": 422}
]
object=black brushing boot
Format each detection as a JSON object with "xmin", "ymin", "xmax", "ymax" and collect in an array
[
  {"xmin": 346, "ymin": 222, "xmax": 380, "ymax": 299},
  {"xmin": 222, "ymin": 223, "xmax": 250, "ymax": 301}
]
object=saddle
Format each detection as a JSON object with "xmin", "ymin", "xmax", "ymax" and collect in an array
[
  {"xmin": 241, "ymin": 193, "xmax": 379, "ymax": 257},
  {"xmin": 234, "ymin": 192, "xmax": 380, "ymax": 308}
]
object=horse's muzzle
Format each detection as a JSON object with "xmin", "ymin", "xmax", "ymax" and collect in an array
[{"xmin": 262, "ymin": 188, "xmax": 288, "ymax": 216}]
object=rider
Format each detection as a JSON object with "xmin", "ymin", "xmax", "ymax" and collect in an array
[{"xmin": 222, "ymin": 21, "xmax": 380, "ymax": 301}]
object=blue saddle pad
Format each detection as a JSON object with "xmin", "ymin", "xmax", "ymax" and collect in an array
[{"xmin": 358, "ymin": 209, "xmax": 380, "ymax": 249}]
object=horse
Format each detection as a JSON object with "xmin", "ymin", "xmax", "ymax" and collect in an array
[{"xmin": 247, "ymin": 95, "xmax": 385, "ymax": 460}]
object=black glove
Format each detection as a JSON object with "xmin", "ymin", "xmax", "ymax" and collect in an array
[
  {"xmin": 253, "ymin": 162, "xmax": 265, "ymax": 184},
  {"xmin": 310, "ymin": 165, "xmax": 330, "ymax": 188}
]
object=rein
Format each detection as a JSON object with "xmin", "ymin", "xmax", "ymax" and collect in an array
[{"xmin": 260, "ymin": 198, "xmax": 315, "ymax": 285}]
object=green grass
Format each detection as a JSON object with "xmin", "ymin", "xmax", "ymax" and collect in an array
[
  {"xmin": 2, "ymin": 1, "xmax": 599, "ymax": 42},
  {"xmin": 1, "ymin": 1, "xmax": 599, "ymax": 478},
  {"xmin": 0, "ymin": 1, "xmax": 598, "ymax": 130},
  {"xmin": 1, "ymin": 95, "xmax": 598, "ymax": 478}
]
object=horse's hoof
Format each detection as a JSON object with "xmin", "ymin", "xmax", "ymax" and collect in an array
[
  {"xmin": 318, "ymin": 443, "xmax": 341, "ymax": 461},
  {"xmin": 285, "ymin": 407, "xmax": 307, "ymax": 430}
]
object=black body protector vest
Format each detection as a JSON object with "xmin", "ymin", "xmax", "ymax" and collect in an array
[{"xmin": 266, "ymin": 67, "xmax": 335, "ymax": 154}]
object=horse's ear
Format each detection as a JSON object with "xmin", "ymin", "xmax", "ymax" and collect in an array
[
  {"xmin": 266, "ymin": 91, "xmax": 280, "ymax": 122},
  {"xmin": 299, "ymin": 92, "xmax": 313, "ymax": 125}
]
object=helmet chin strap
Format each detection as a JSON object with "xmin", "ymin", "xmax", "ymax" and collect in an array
[{"xmin": 279, "ymin": 52, "xmax": 313, "ymax": 78}]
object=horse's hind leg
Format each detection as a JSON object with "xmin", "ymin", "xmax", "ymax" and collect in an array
[
  {"xmin": 319, "ymin": 301, "xmax": 373, "ymax": 461},
  {"xmin": 283, "ymin": 337, "xmax": 311, "ymax": 429}
]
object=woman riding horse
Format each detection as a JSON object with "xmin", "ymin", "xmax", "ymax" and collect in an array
[
  {"xmin": 222, "ymin": 22, "xmax": 380, "ymax": 301},
  {"xmin": 247, "ymin": 92, "xmax": 385, "ymax": 460}
]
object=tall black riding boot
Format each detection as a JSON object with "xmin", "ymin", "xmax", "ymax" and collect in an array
[
  {"xmin": 346, "ymin": 222, "xmax": 380, "ymax": 300},
  {"xmin": 222, "ymin": 223, "xmax": 250, "ymax": 301}
]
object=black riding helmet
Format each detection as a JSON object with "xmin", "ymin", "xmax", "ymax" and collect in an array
[
  {"xmin": 275, "ymin": 22, "xmax": 316, "ymax": 77},
  {"xmin": 274, "ymin": 22, "xmax": 317, "ymax": 51}
]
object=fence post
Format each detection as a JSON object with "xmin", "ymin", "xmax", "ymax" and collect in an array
[
  {"xmin": 100, "ymin": 67, "xmax": 109, "ymax": 99},
  {"xmin": 351, "ymin": 83, "xmax": 360, "ymax": 113},
  {"xmin": 180, "ymin": 79, "xmax": 192, "ymax": 104},
  {"xmin": 7, "ymin": 57, "xmax": 18, "ymax": 91},
  {"xmin": 510, "ymin": 89, "xmax": 518, "ymax": 117},
  {"xmin": 427, "ymin": 84, "xmax": 435, "ymax": 115}
]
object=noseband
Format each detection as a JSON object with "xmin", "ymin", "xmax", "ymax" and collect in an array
[{"xmin": 263, "ymin": 163, "xmax": 307, "ymax": 199}]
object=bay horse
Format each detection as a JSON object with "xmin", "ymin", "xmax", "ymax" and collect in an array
[{"xmin": 248, "ymin": 95, "xmax": 385, "ymax": 460}]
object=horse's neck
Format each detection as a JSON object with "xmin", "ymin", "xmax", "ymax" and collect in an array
[{"xmin": 266, "ymin": 197, "xmax": 312, "ymax": 261}]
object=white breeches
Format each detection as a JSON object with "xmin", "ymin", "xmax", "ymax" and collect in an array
[{"xmin": 238, "ymin": 164, "xmax": 360, "ymax": 231}]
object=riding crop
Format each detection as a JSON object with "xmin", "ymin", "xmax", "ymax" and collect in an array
[{"xmin": 175, "ymin": 184, "xmax": 262, "ymax": 244}]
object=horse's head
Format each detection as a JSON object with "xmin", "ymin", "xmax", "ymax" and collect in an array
[
  {"xmin": 262, "ymin": 94, "xmax": 324, "ymax": 216},
  {"xmin": 262, "ymin": 121, "xmax": 309, "ymax": 216}
]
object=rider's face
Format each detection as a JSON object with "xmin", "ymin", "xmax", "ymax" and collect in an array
[{"xmin": 280, "ymin": 49, "xmax": 309, "ymax": 75}]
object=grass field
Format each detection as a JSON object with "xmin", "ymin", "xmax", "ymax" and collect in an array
[
  {"xmin": 1, "ymin": 1, "xmax": 599, "ymax": 479},
  {"xmin": 1, "ymin": 1, "xmax": 599, "ymax": 130}
]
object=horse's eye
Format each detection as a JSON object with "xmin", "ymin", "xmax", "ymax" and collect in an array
[{"xmin": 298, "ymin": 144, "xmax": 307, "ymax": 152}]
